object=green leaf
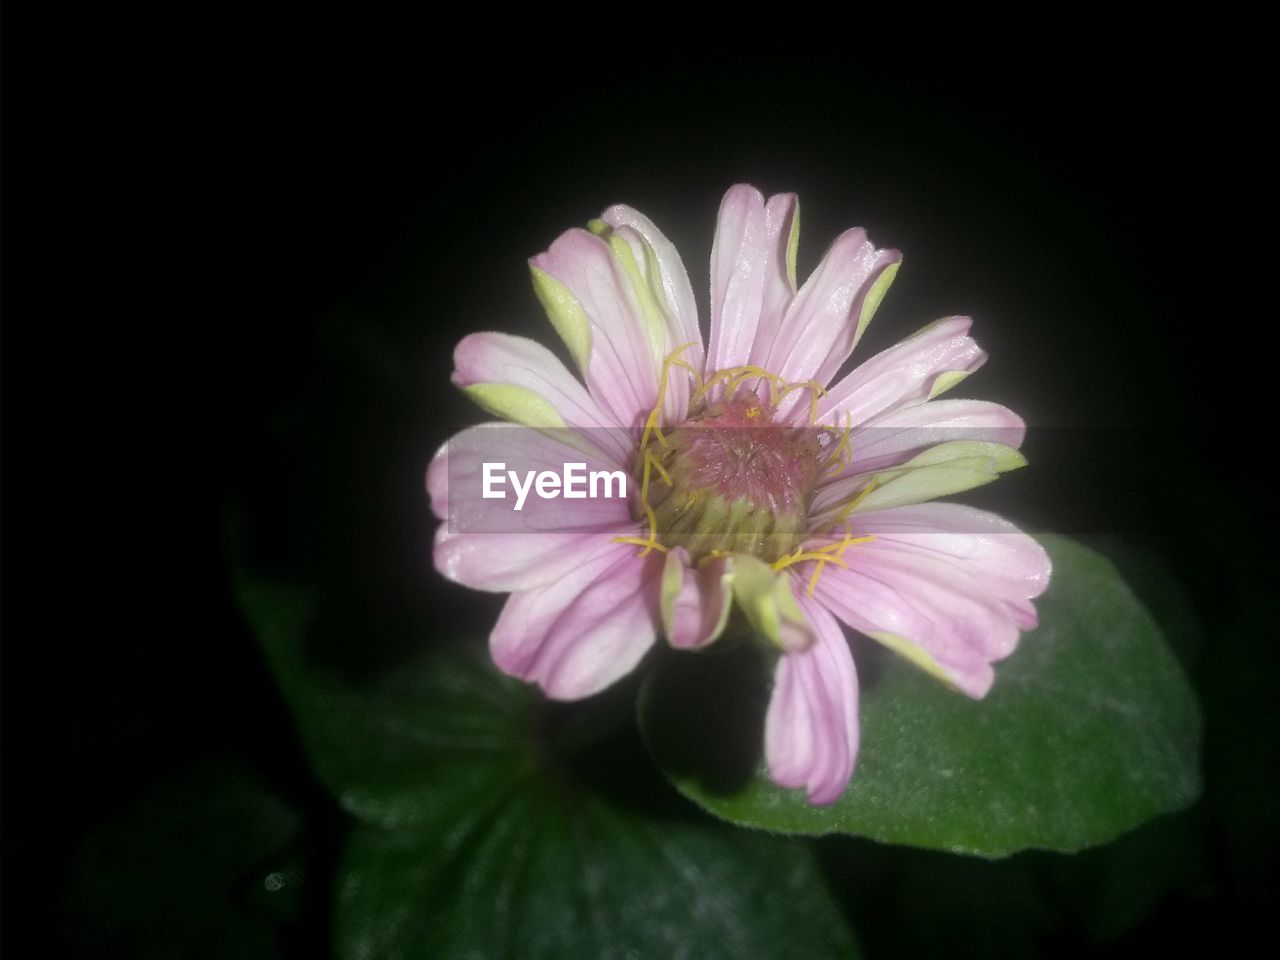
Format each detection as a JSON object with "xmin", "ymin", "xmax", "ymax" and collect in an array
[
  {"xmin": 60, "ymin": 757, "xmax": 302, "ymax": 960},
  {"xmin": 337, "ymin": 798, "xmax": 857, "ymax": 960},
  {"xmin": 640, "ymin": 534, "xmax": 1202, "ymax": 856},
  {"xmin": 235, "ymin": 579, "xmax": 861, "ymax": 959},
  {"xmin": 239, "ymin": 580, "xmax": 535, "ymax": 834}
]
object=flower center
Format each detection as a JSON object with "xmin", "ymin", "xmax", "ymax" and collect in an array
[
  {"xmin": 613, "ymin": 349, "xmax": 871, "ymax": 593},
  {"xmin": 642, "ymin": 396, "xmax": 826, "ymax": 562}
]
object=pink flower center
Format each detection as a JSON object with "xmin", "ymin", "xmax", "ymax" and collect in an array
[{"xmin": 645, "ymin": 396, "xmax": 827, "ymax": 562}]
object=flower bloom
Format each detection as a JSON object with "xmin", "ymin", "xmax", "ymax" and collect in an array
[{"xmin": 428, "ymin": 185, "xmax": 1051, "ymax": 804}]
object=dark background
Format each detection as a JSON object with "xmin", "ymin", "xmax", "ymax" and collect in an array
[{"xmin": 5, "ymin": 47, "xmax": 1276, "ymax": 956}]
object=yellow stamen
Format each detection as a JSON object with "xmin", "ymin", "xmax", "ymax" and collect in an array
[
  {"xmin": 831, "ymin": 477, "xmax": 879, "ymax": 525},
  {"xmin": 693, "ymin": 365, "xmax": 785, "ymax": 405},
  {"xmin": 626, "ymin": 342, "xmax": 700, "ymax": 557},
  {"xmin": 670, "ymin": 358, "xmax": 700, "ymax": 379},
  {"xmin": 612, "ymin": 534, "xmax": 669, "ymax": 554},
  {"xmin": 639, "ymin": 450, "xmax": 658, "ymax": 511},
  {"xmin": 780, "ymin": 551, "xmax": 849, "ymax": 571},
  {"xmin": 639, "ymin": 342, "xmax": 700, "ymax": 454},
  {"xmin": 835, "ymin": 531, "xmax": 875, "ymax": 556},
  {"xmin": 770, "ymin": 529, "xmax": 875, "ymax": 596},
  {"xmin": 642, "ymin": 499, "xmax": 659, "ymax": 539},
  {"xmin": 725, "ymin": 366, "xmax": 779, "ymax": 401},
  {"xmin": 627, "ymin": 346, "xmax": 865, "ymax": 563},
  {"xmin": 776, "ymin": 379, "xmax": 827, "ymax": 423},
  {"xmin": 805, "ymin": 535, "xmax": 873, "ymax": 596},
  {"xmin": 772, "ymin": 549, "xmax": 850, "ymax": 572},
  {"xmin": 806, "ymin": 563, "xmax": 825, "ymax": 597},
  {"xmin": 647, "ymin": 449, "xmax": 673, "ymax": 487},
  {"xmin": 822, "ymin": 413, "xmax": 853, "ymax": 478}
]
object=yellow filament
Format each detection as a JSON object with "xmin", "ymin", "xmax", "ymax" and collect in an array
[
  {"xmin": 669, "ymin": 357, "xmax": 700, "ymax": 384},
  {"xmin": 612, "ymin": 534, "xmax": 669, "ymax": 554},
  {"xmin": 772, "ymin": 549, "xmax": 851, "ymax": 573},
  {"xmin": 639, "ymin": 342, "xmax": 700, "ymax": 454},
  {"xmin": 776, "ymin": 379, "xmax": 827, "ymax": 423},
  {"xmin": 771, "ymin": 528, "xmax": 875, "ymax": 596},
  {"xmin": 639, "ymin": 449, "xmax": 667, "ymax": 515},
  {"xmin": 647, "ymin": 449, "xmax": 672, "ymax": 487},
  {"xmin": 624, "ymin": 342, "xmax": 869, "ymax": 564},
  {"xmin": 626, "ymin": 342, "xmax": 700, "ymax": 557},
  {"xmin": 641, "ymin": 500, "xmax": 660, "ymax": 549},
  {"xmin": 834, "ymin": 477, "xmax": 879, "ymax": 523},
  {"xmin": 822, "ymin": 413, "xmax": 854, "ymax": 479},
  {"xmin": 726, "ymin": 367, "xmax": 782, "ymax": 401},
  {"xmin": 693, "ymin": 365, "xmax": 784, "ymax": 405}
]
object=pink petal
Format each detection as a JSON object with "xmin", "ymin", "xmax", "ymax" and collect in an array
[
  {"xmin": 490, "ymin": 541, "xmax": 662, "ymax": 700},
  {"xmin": 434, "ymin": 524, "xmax": 641, "ymax": 594},
  {"xmin": 817, "ymin": 317, "xmax": 987, "ymax": 428},
  {"xmin": 748, "ymin": 192, "xmax": 800, "ymax": 369},
  {"xmin": 600, "ymin": 203, "xmax": 704, "ymax": 374},
  {"xmin": 836, "ymin": 503, "xmax": 1051, "ymax": 628},
  {"xmin": 426, "ymin": 437, "xmax": 452, "ymax": 521},
  {"xmin": 765, "ymin": 594, "xmax": 860, "ymax": 805},
  {"xmin": 707, "ymin": 184, "xmax": 769, "ymax": 382},
  {"xmin": 814, "ymin": 399, "xmax": 1026, "ymax": 504},
  {"xmin": 766, "ymin": 228, "xmax": 901, "ymax": 420},
  {"xmin": 606, "ymin": 223, "xmax": 691, "ymax": 425},
  {"xmin": 531, "ymin": 228, "xmax": 658, "ymax": 430},
  {"xmin": 661, "ymin": 549, "xmax": 733, "ymax": 649},
  {"xmin": 810, "ymin": 537, "xmax": 1026, "ymax": 698},
  {"xmin": 451, "ymin": 331, "xmax": 633, "ymax": 465}
]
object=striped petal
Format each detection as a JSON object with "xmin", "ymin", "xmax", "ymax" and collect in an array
[
  {"xmin": 452, "ymin": 331, "xmax": 632, "ymax": 465},
  {"xmin": 601, "ymin": 223, "xmax": 692, "ymax": 424},
  {"xmin": 707, "ymin": 184, "xmax": 770, "ymax": 382},
  {"xmin": 530, "ymin": 228, "xmax": 659, "ymax": 430},
  {"xmin": 811, "ymin": 440, "xmax": 1027, "ymax": 521},
  {"xmin": 490, "ymin": 541, "xmax": 662, "ymax": 700},
  {"xmin": 766, "ymin": 228, "xmax": 901, "ymax": 420},
  {"xmin": 833, "ymin": 503, "xmax": 1050, "ymax": 629},
  {"xmin": 600, "ymin": 203, "xmax": 703, "ymax": 374},
  {"xmin": 748, "ymin": 191, "xmax": 801, "ymax": 368},
  {"xmin": 765, "ymin": 594, "xmax": 860, "ymax": 805},
  {"xmin": 660, "ymin": 549, "xmax": 734, "ymax": 649},
  {"xmin": 821, "ymin": 398, "xmax": 1026, "ymax": 483},
  {"xmin": 434, "ymin": 524, "xmax": 639, "ymax": 594},
  {"xmin": 811, "ymin": 534, "xmax": 1031, "ymax": 698},
  {"xmin": 818, "ymin": 316, "xmax": 987, "ymax": 429}
]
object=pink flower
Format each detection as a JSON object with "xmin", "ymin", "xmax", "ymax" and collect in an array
[{"xmin": 427, "ymin": 185, "xmax": 1051, "ymax": 805}]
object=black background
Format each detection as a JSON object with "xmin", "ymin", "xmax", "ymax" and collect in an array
[{"xmin": 4, "ymin": 44, "xmax": 1276, "ymax": 956}]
